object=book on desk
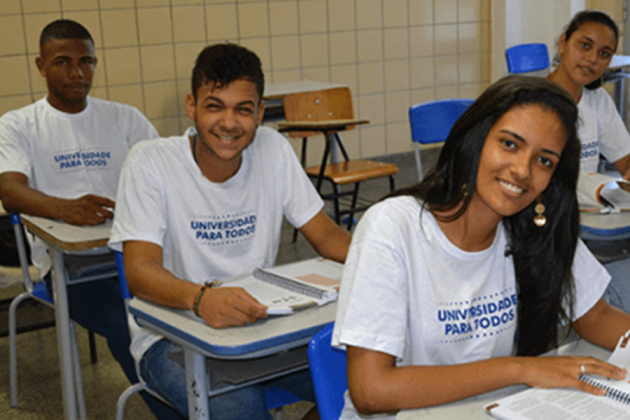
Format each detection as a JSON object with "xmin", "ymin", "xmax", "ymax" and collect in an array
[
  {"xmin": 166, "ymin": 257, "xmax": 343, "ymax": 393},
  {"xmin": 578, "ymin": 171, "xmax": 630, "ymax": 213},
  {"xmin": 484, "ymin": 331, "xmax": 630, "ymax": 419},
  {"xmin": 218, "ymin": 257, "xmax": 343, "ymax": 315}
]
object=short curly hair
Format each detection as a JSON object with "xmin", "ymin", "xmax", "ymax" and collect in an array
[{"xmin": 191, "ymin": 43, "xmax": 264, "ymax": 101}]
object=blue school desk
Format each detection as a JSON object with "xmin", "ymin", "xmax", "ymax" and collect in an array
[
  {"xmin": 128, "ymin": 294, "xmax": 337, "ymax": 420},
  {"xmin": 396, "ymin": 339, "xmax": 610, "ymax": 420},
  {"xmin": 21, "ymin": 215, "xmax": 115, "ymax": 420}
]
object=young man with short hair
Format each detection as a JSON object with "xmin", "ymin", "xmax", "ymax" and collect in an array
[
  {"xmin": 0, "ymin": 19, "xmax": 179, "ymax": 419},
  {"xmin": 109, "ymin": 43, "xmax": 352, "ymax": 419}
]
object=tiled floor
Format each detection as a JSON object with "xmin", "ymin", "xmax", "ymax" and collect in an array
[{"xmin": 0, "ymin": 149, "xmax": 438, "ymax": 420}]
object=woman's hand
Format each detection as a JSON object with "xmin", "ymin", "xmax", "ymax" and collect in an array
[{"xmin": 516, "ymin": 356, "xmax": 626, "ymax": 395}]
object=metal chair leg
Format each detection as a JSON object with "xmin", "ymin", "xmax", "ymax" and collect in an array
[
  {"xmin": 116, "ymin": 383, "xmax": 145, "ymax": 420},
  {"xmin": 332, "ymin": 184, "xmax": 342, "ymax": 225},
  {"xmin": 69, "ymin": 321, "xmax": 88, "ymax": 420},
  {"xmin": 9, "ymin": 291, "xmax": 30, "ymax": 408},
  {"xmin": 346, "ymin": 184, "xmax": 361, "ymax": 230},
  {"xmin": 88, "ymin": 331, "xmax": 97, "ymax": 364}
]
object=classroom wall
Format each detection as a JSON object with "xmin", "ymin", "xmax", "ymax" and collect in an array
[{"xmin": 0, "ymin": 0, "xmax": 491, "ymax": 164}]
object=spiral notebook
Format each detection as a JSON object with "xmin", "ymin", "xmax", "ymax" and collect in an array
[
  {"xmin": 484, "ymin": 332, "xmax": 630, "ymax": 419},
  {"xmin": 220, "ymin": 258, "xmax": 343, "ymax": 315}
]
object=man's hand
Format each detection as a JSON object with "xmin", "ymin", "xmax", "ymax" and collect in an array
[
  {"xmin": 0, "ymin": 172, "xmax": 113, "ymax": 225},
  {"xmin": 198, "ymin": 287, "xmax": 268, "ymax": 329},
  {"xmin": 56, "ymin": 194, "xmax": 115, "ymax": 226}
]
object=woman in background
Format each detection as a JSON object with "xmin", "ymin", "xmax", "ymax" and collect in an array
[
  {"xmin": 547, "ymin": 9, "xmax": 630, "ymax": 177},
  {"xmin": 332, "ymin": 76, "xmax": 630, "ymax": 419},
  {"xmin": 547, "ymin": 10, "xmax": 630, "ymax": 316}
]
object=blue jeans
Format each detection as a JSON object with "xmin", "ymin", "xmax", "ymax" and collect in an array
[
  {"xmin": 603, "ymin": 258, "xmax": 630, "ymax": 312},
  {"xmin": 43, "ymin": 273, "xmax": 182, "ymax": 420},
  {"xmin": 140, "ymin": 339, "xmax": 315, "ymax": 420}
]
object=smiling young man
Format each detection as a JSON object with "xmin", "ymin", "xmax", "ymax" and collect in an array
[
  {"xmin": 109, "ymin": 43, "xmax": 351, "ymax": 419},
  {"xmin": 0, "ymin": 19, "xmax": 181, "ymax": 420}
]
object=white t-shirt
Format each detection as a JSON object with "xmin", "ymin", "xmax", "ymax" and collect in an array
[
  {"xmin": 332, "ymin": 196, "xmax": 611, "ymax": 420},
  {"xmin": 109, "ymin": 126, "xmax": 324, "ymax": 361},
  {"xmin": 578, "ymin": 88, "xmax": 630, "ymax": 173},
  {"xmin": 0, "ymin": 96, "xmax": 158, "ymax": 273}
]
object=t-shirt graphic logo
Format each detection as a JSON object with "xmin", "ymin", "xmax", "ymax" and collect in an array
[
  {"xmin": 190, "ymin": 211, "xmax": 257, "ymax": 246},
  {"xmin": 437, "ymin": 292, "xmax": 517, "ymax": 340},
  {"xmin": 53, "ymin": 149, "xmax": 111, "ymax": 170}
]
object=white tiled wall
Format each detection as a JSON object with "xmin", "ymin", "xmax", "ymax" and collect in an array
[{"xmin": 1, "ymin": 0, "xmax": 491, "ymax": 163}]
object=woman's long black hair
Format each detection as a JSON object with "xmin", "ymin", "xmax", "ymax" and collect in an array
[{"xmin": 393, "ymin": 76, "xmax": 581, "ymax": 356}]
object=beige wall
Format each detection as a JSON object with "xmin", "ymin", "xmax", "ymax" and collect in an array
[{"xmin": 0, "ymin": 0, "xmax": 491, "ymax": 163}]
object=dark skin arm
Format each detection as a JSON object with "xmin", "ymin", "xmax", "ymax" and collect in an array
[
  {"xmin": 0, "ymin": 172, "xmax": 114, "ymax": 226},
  {"xmin": 615, "ymin": 155, "xmax": 630, "ymax": 180},
  {"xmin": 298, "ymin": 210, "xmax": 351, "ymax": 263},
  {"xmin": 122, "ymin": 211, "xmax": 349, "ymax": 328},
  {"xmin": 123, "ymin": 240, "xmax": 268, "ymax": 328},
  {"xmin": 346, "ymin": 299, "xmax": 630, "ymax": 415}
]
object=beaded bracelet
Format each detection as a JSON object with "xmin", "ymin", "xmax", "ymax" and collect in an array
[{"xmin": 193, "ymin": 286, "xmax": 209, "ymax": 317}]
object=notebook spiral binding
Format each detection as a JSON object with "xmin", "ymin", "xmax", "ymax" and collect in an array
[
  {"xmin": 581, "ymin": 375, "xmax": 630, "ymax": 405},
  {"xmin": 253, "ymin": 268, "xmax": 326, "ymax": 300}
]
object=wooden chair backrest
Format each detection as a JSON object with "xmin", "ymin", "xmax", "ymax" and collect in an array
[{"xmin": 282, "ymin": 87, "xmax": 355, "ymax": 138}]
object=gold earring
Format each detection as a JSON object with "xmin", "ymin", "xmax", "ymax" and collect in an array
[{"xmin": 534, "ymin": 196, "xmax": 546, "ymax": 227}]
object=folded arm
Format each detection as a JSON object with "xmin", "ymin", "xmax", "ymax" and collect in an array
[
  {"xmin": 123, "ymin": 240, "xmax": 267, "ymax": 328},
  {"xmin": 0, "ymin": 172, "xmax": 114, "ymax": 226}
]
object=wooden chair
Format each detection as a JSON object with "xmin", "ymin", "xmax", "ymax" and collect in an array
[{"xmin": 277, "ymin": 87, "xmax": 398, "ymax": 230}]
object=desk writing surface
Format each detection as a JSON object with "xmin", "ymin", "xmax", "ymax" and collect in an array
[
  {"xmin": 277, "ymin": 119, "xmax": 370, "ymax": 130},
  {"xmin": 608, "ymin": 55, "xmax": 630, "ymax": 71},
  {"xmin": 397, "ymin": 339, "xmax": 610, "ymax": 420},
  {"xmin": 580, "ymin": 211, "xmax": 630, "ymax": 238},
  {"xmin": 129, "ymin": 297, "xmax": 336, "ymax": 357},
  {"xmin": 21, "ymin": 215, "xmax": 112, "ymax": 251},
  {"xmin": 264, "ymin": 81, "xmax": 346, "ymax": 100}
]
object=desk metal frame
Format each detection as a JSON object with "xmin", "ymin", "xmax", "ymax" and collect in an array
[
  {"xmin": 129, "ymin": 297, "xmax": 336, "ymax": 420},
  {"xmin": 21, "ymin": 216, "xmax": 113, "ymax": 420}
]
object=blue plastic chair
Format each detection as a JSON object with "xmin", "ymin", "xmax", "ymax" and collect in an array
[
  {"xmin": 307, "ymin": 323, "xmax": 347, "ymax": 420},
  {"xmin": 408, "ymin": 99, "xmax": 474, "ymax": 181},
  {"xmin": 113, "ymin": 251, "xmax": 301, "ymax": 419},
  {"xmin": 505, "ymin": 43, "xmax": 550, "ymax": 75}
]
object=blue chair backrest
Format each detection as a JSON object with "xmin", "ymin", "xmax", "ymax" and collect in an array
[
  {"xmin": 408, "ymin": 99, "xmax": 474, "ymax": 145},
  {"xmin": 114, "ymin": 251, "xmax": 132, "ymax": 301},
  {"xmin": 307, "ymin": 323, "xmax": 347, "ymax": 420},
  {"xmin": 505, "ymin": 43, "xmax": 550, "ymax": 74}
]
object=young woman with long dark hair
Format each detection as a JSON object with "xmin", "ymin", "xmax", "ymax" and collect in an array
[
  {"xmin": 547, "ymin": 9, "xmax": 630, "ymax": 177},
  {"xmin": 332, "ymin": 76, "xmax": 630, "ymax": 419}
]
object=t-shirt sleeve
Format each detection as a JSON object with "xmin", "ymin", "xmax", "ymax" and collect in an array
[
  {"xmin": 571, "ymin": 239, "xmax": 611, "ymax": 320},
  {"xmin": 109, "ymin": 143, "xmax": 167, "ymax": 251},
  {"xmin": 277, "ymin": 134, "xmax": 324, "ymax": 229},
  {"xmin": 118, "ymin": 105, "xmax": 159, "ymax": 148},
  {"xmin": 332, "ymin": 204, "xmax": 409, "ymax": 359},
  {"xmin": 594, "ymin": 89, "xmax": 630, "ymax": 164},
  {"xmin": 0, "ymin": 111, "xmax": 32, "ymax": 177}
]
